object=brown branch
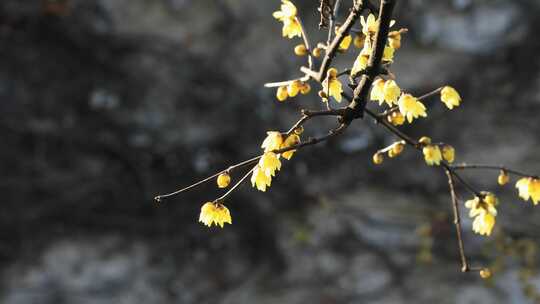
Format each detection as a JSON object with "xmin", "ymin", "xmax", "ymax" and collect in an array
[
  {"xmin": 316, "ymin": 0, "xmax": 364, "ymax": 82},
  {"xmin": 346, "ymin": 0, "xmax": 396, "ymax": 121},
  {"xmin": 445, "ymin": 169, "xmax": 471, "ymax": 272}
]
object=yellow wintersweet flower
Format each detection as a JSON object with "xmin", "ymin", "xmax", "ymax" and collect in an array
[
  {"xmin": 370, "ymin": 79, "xmax": 385, "ymax": 104},
  {"xmin": 322, "ymin": 68, "xmax": 343, "ymax": 102},
  {"xmin": 387, "ymin": 111, "xmax": 405, "ymax": 126},
  {"xmin": 261, "ymin": 131, "xmax": 284, "ymax": 152},
  {"xmin": 422, "ymin": 145, "xmax": 442, "ymax": 166},
  {"xmin": 281, "ymin": 134, "xmax": 300, "ymax": 160},
  {"xmin": 351, "ymin": 54, "xmax": 369, "ymax": 76},
  {"xmin": 272, "ymin": 0, "xmax": 302, "ymax": 39},
  {"xmin": 498, "ymin": 170, "xmax": 509, "ymax": 186},
  {"xmin": 354, "ymin": 34, "xmax": 365, "ymax": 48},
  {"xmin": 441, "ymin": 145, "xmax": 455, "ymax": 163},
  {"xmin": 287, "ymin": 80, "xmax": 302, "ymax": 97},
  {"xmin": 440, "ymin": 86, "xmax": 462, "ymax": 110},
  {"xmin": 339, "ymin": 35, "xmax": 352, "ymax": 52},
  {"xmin": 199, "ymin": 202, "xmax": 232, "ymax": 228},
  {"xmin": 398, "ymin": 94, "xmax": 427, "ymax": 123},
  {"xmin": 276, "ymin": 86, "xmax": 288, "ymax": 101},
  {"xmin": 388, "ymin": 30, "xmax": 402, "ymax": 49},
  {"xmin": 259, "ymin": 152, "xmax": 281, "ymax": 177},
  {"xmin": 382, "ymin": 46, "xmax": 395, "ymax": 62},
  {"xmin": 360, "ymin": 14, "xmax": 378, "ymax": 36},
  {"xmin": 465, "ymin": 195, "xmax": 497, "ymax": 236},
  {"xmin": 383, "ymin": 80, "xmax": 401, "ymax": 105},
  {"xmin": 217, "ymin": 173, "xmax": 231, "ymax": 188},
  {"xmin": 251, "ymin": 166, "xmax": 272, "ymax": 192},
  {"xmin": 516, "ymin": 177, "xmax": 540, "ymax": 205}
]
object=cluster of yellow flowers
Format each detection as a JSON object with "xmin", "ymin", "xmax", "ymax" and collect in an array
[
  {"xmin": 419, "ymin": 136, "xmax": 455, "ymax": 166},
  {"xmin": 251, "ymin": 131, "xmax": 301, "ymax": 192},
  {"xmin": 199, "ymin": 202, "xmax": 232, "ymax": 228},
  {"xmin": 372, "ymin": 141, "xmax": 405, "ymax": 164},
  {"xmin": 465, "ymin": 193, "xmax": 498, "ymax": 236},
  {"xmin": 277, "ymin": 80, "xmax": 311, "ymax": 102},
  {"xmin": 272, "ymin": 0, "xmax": 302, "ymax": 38}
]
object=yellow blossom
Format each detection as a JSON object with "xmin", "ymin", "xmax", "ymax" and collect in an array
[
  {"xmin": 281, "ymin": 134, "xmax": 300, "ymax": 160},
  {"xmin": 388, "ymin": 30, "xmax": 402, "ymax": 49},
  {"xmin": 322, "ymin": 68, "xmax": 343, "ymax": 102},
  {"xmin": 294, "ymin": 44, "xmax": 308, "ymax": 56},
  {"xmin": 300, "ymin": 82, "xmax": 311, "ymax": 95},
  {"xmin": 251, "ymin": 166, "xmax": 272, "ymax": 192},
  {"xmin": 441, "ymin": 145, "xmax": 455, "ymax": 163},
  {"xmin": 440, "ymin": 86, "xmax": 462, "ymax": 110},
  {"xmin": 351, "ymin": 54, "xmax": 369, "ymax": 76},
  {"xmin": 383, "ymin": 46, "xmax": 395, "ymax": 62},
  {"xmin": 418, "ymin": 136, "xmax": 432, "ymax": 145},
  {"xmin": 383, "ymin": 80, "xmax": 401, "ymax": 105},
  {"xmin": 422, "ymin": 145, "xmax": 442, "ymax": 166},
  {"xmin": 199, "ymin": 202, "xmax": 232, "ymax": 228},
  {"xmin": 339, "ymin": 35, "xmax": 352, "ymax": 52},
  {"xmin": 276, "ymin": 86, "xmax": 288, "ymax": 101},
  {"xmin": 516, "ymin": 177, "xmax": 540, "ymax": 205},
  {"xmin": 387, "ymin": 111, "xmax": 405, "ymax": 126},
  {"xmin": 312, "ymin": 47, "xmax": 322, "ymax": 57},
  {"xmin": 261, "ymin": 131, "xmax": 284, "ymax": 152},
  {"xmin": 360, "ymin": 14, "xmax": 378, "ymax": 36},
  {"xmin": 354, "ymin": 34, "xmax": 365, "ymax": 48},
  {"xmin": 398, "ymin": 94, "xmax": 427, "ymax": 123},
  {"xmin": 287, "ymin": 80, "xmax": 302, "ymax": 97},
  {"xmin": 370, "ymin": 79, "xmax": 385, "ymax": 104},
  {"xmin": 273, "ymin": 0, "xmax": 302, "ymax": 39},
  {"xmin": 465, "ymin": 195, "xmax": 498, "ymax": 236},
  {"xmin": 498, "ymin": 170, "xmax": 509, "ymax": 186},
  {"xmin": 217, "ymin": 173, "xmax": 231, "ymax": 188},
  {"xmin": 373, "ymin": 152, "xmax": 384, "ymax": 165},
  {"xmin": 259, "ymin": 152, "xmax": 282, "ymax": 177},
  {"xmin": 479, "ymin": 268, "xmax": 492, "ymax": 279},
  {"xmin": 391, "ymin": 142, "xmax": 405, "ymax": 156}
]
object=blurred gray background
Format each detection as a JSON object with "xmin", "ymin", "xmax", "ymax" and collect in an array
[{"xmin": 2, "ymin": 0, "xmax": 540, "ymax": 303}]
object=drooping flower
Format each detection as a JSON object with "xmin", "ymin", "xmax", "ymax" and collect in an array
[
  {"xmin": 322, "ymin": 68, "xmax": 343, "ymax": 102},
  {"xmin": 440, "ymin": 86, "xmax": 462, "ymax": 110},
  {"xmin": 272, "ymin": 0, "xmax": 302, "ymax": 38},
  {"xmin": 370, "ymin": 79, "xmax": 385, "ymax": 104},
  {"xmin": 261, "ymin": 131, "xmax": 284, "ymax": 153},
  {"xmin": 351, "ymin": 40, "xmax": 372, "ymax": 76},
  {"xmin": 360, "ymin": 14, "xmax": 378, "ymax": 36},
  {"xmin": 251, "ymin": 166, "xmax": 272, "ymax": 192},
  {"xmin": 388, "ymin": 30, "xmax": 403, "ymax": 49},
  {"xmin": 498, "ymin": 170, "xmax": 509, "ymax": 186},
  {"xmin": 259, "ymin": 152, "xmax": 281, "ymax": 177},
  {"xmin": 465, "ymin": 194, "xmax": 498, "ymax": 236},
  {"xmin": 199, "ymin": 202, "xmax": 232, "ymax": 228},
  {"xmin": 382, "ymin": 46, "xmax": 395, "ymax": 62},
  {"xmin": 516, "ymin": 177, "xmax": 540, "ymax": 205},
  {"xmin": 387, "ymin": 111, "xmax": 405, "ymax": 126},
  {"xmin": 383, "ymin": 80, "xmax": 401, "ymax": 105},
  {"xmin": 422, "ymin": 145, "xmax": 442, "ymax": 166},
  {"xmin": 217, "ymin": 173, "xmax": 231, "ymax": 188},
  {"xmin": 398, "ymin": 94, "xmax": 427, "ymax": 123},
  {"xmin": 281, "ymin": 134, "xmax": 300, "ymax": 160},
  {"xmin": 276, "ymin": 86, "xmax": 288, "ymax": 101},
  {"xmin": 441, "ymin": 145, "xmax": 455, "ymax": 163}
]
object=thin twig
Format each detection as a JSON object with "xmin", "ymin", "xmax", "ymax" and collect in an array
[
  {"xmin": 215, "ymin": 167, "xmax": 256, "ymax": 202},
  {"xmin": 451, "ymin": 164, "xmax": 536, "ymax": 178},
  {"xmin": 445, "ymin": 169, "xmax": 471, "ymax": 272}
]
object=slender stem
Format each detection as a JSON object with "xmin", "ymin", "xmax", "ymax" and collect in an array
[
  {"xmin": 451, "ymin": 164, "xmax": 536, "ymax": 178},
  {"xmin": 445, "ymin": 169, "xmax": 471, "ymax": 273},
  {"xmin": 154, "ymin": 156, "xmax": 261, "ymax": 202},
  {"xmin": 317, "ymin": 0, "xmax": 364, "ymax": 82},
  {"xmin": 326, "ymin": 0, "xmax": 342, "ymax": 46},
  {"xmin": 297, "ymin": 16, "xmax": 314, "ymax": 70},
  {"xmin": 215, "ymin": 167, "xmax": 256, "ymax": 202}
]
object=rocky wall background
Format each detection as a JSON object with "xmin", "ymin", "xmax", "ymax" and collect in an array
[{"xmin": 1, "ymin": 0, "xmax": 540, "ymax": 303}]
